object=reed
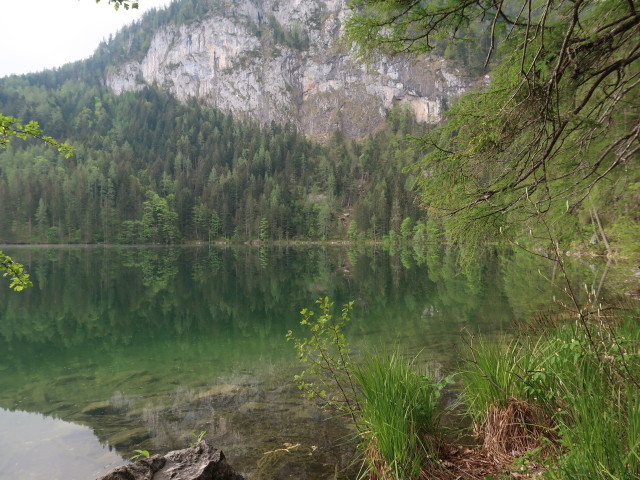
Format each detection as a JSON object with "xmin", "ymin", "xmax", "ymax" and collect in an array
[{"xmin": 355, "ymin": 353, "xmax": 447, "ymax": 479}]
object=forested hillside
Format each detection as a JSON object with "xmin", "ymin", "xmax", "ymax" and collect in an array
[
  {"xmin": 1, "ymin": 0, "xmax": 637, "ymax": 258},
  {"xmin": 0, "ymin": 70, "xmax": 426, "ymax": 243}
]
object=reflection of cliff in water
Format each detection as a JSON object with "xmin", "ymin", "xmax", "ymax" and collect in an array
[{"xmin": 0, "ymin": 246, "xmax": 602, "ymax": 479}]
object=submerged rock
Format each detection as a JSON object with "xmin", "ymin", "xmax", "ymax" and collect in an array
[
  {"xmin": 106, "ymin": 427, "xmax": 151, "ymax": 449},
  {"xmin": 82, "ymin": 401, "xmax": 120, "ymax": 416},
  {"xmin": 97, "ymin": 442, "xmax": 245, "ymax": 480}
]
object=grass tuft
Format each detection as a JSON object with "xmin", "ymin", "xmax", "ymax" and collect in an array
[
  {"xmin": 355, "ymin": 353, "xmax": 449, "ymax": 479},
  {"xmin": 461, "ymin": 309, "xmax": 640, "ymax": 478}
]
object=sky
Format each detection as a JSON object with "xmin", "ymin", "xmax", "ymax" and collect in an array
[{"xmin": 0, "ymin": 0, "xmax": 173, "ymax": 78}]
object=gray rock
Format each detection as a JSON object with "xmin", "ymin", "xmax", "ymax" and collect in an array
[
  {"xmin": 97, "ymin": 442, "xmax": 245, "ymax": 480},
  {"xmin": 105, "ymin": 0, "xmax": 480, "ymax": 139},
  {"xmin": 97, "ymin": 455, "xmax": 165, "ymax": 480}
]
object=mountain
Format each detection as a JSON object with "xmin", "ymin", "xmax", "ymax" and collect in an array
[
  {"xmin": 102, "ymin": 0, "xmax": 477, "ymax": 139},
  {"xmin": 0, "ymin": 0, "xmax": 481, "ymax": 245}
]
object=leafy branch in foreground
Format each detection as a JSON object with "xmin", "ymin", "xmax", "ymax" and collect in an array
[
  {"xmin": 0, "ymin": 0, "xmax": 134, "ymax": 291},
  {"xmin": 0, "ymin": 113, "xmax": 75, "ymax": 290},
  {"xmin": 286, "ymin": 297, "xmax": 362, "ymax": 428},
  {"xmin": 0, "ymin": 251, "xmax": 32, "ymax": 291},
  {"xmin": 0, "ymin": 115, "xmax": 74, "ymax": 158},
  {"xmin": 96, "ymin": 0, "xmax": 139, "ymax": 10}
]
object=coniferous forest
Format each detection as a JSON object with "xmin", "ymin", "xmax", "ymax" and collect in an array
[
  {"xmin": 0, "ymin": 73, "xmax": 425, "ymax": 244},
  {"xmin": 0, "ymin": 0, "xmax": 440, "ymax": 246},
  {"xmin": 1, "ymin": 0, "xmax": 637, "ymax": 258}
]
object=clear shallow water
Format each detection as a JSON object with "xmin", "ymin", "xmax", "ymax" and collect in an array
[
  {"xmin": 0, "ymin": 245, "xmax": 603, "ymax": 479},
  {"xmin": 0, "ymin": 408, "xmax": 127, "ymax": 479}
]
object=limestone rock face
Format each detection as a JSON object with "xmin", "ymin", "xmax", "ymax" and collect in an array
[
  {"xmin": 96, "ymin": 442, "xmax": 245, "ymax": 480},
  {"xmin": 105, "ymin": 0, "xmax": 477, "ymax": 139}
]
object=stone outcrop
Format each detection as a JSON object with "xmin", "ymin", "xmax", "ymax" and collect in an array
[
  {"xmin": 97, "ymin": 442, "xmax": 245, "ymax": 480},
  {"xmin": 105, "ymin": 0, "xmax": 479, "ymax": 139}
]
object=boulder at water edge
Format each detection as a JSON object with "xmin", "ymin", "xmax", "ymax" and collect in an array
[{"xmin": 97, "ymin": 442, "xmax": 245, "ymax": 480}]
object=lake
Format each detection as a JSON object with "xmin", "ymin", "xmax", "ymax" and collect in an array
[{"xmin": 0, "ymin": 245, "xmax": 602, "ymax": 479}]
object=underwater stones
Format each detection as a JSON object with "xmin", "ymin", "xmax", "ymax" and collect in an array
[
  {"xmin": 106, "ymin": 427, "xmax": 150, "ymax": 449},
  {"xmin": 193, "ymin": 384, "xmax": 242, "ymax": 400},
  {"xmin": 189, "ymin": 384, "xmax": 254, "ymax": 408},
  {"xmin": 53, "ymin": 373, "xmax": 96, "ymax": 385},
  {"xmin": 82, "ymin": 401, "xmax": 118, "ymax": 416},
  {"xmin": 236, "ymin": 401, "xmax": 271, "ymax": 414},
  {"xmin": 97, "ymin": 442, "xmax": 245, "ymax": 480}
]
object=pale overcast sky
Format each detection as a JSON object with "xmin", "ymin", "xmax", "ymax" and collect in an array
[{"xmin": 0, "ymin": 0, "xmax": 173, "ymax": 78}]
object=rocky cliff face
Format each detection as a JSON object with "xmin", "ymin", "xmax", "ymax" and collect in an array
[{"xmin": 105, "ymin": 0, "xmax": 477, "ymax": 139}]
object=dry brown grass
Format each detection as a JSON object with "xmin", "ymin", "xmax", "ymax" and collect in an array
[
  {"xmin": 479, "ymin": 398, "xmax": 556, "ymax": 465},
  {"xmin": 364, "ymin": 439, "xmax": 506, "ymax": 480},
  {"xmin": 362, "ymin": 398, "xmax": 558, "ymax": 480}
]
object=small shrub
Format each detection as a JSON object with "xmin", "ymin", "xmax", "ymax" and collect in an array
[
  {"xmin": 288, "ymin": 298, "xmax": 451, "ymax": 480},
  {"xmin": 130, "ymin": 449, "xmax": 150, "ymax": 460}
]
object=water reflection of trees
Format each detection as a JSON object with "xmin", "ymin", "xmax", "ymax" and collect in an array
[
  {"xmin": 0, "ymin": 245, "xmax": 602, "ymax": 478},
  {"xmin": 0, "ymin": 246, "xmax": 598, "ymax": 356}
]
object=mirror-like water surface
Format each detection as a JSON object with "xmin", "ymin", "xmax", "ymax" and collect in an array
[
  {"xmin": 0, "ymin": 409, "xmax": 127, "ymax": 479},
  {"xmin": 0, "ymin": 246, "xmax": 604, "ymax": 479}
]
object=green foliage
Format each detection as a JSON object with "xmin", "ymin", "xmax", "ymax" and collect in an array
[
  {"xmin": 610, "ymin": 215, "xmax": 640, "ymax": 262},
  {"xmin": 130, "ymin": 449, "xmax": 150, "ymax": 460},
  {"xmin": 189, "ymin": 430, "xmax": 206, "ymax": 447},
  {"xmin": 346, "ymin": 0, "xmax": 640, "ymax": 254},
  {"xmin": 462, "ymin": 309, "xmax": 640, "ymax": 478},
  {"xmin": 0, "ymin": 111, "xmax": 73, "ymax": 272},
  {"xmin": 0, "ymin": 114, "xmax": 74, "ymax": 158},
  {"xmin": 259, "ymin": 217, "xmax": 269, "ymax": 242},
  {"xmin": 98, "ymin": 0, "xmax": 139, "ymax": 11},
  {"xmin": 399, "ymin": 217, "xmax": 413, "ymax": 240},
  {"xmin": 460, "ymin": 336, "xmax": 552, "ymax": 425},
  {"xmin": 355, "ymin": 354, "xmax": 452, "ymax": 478},
  {"xmin": 0, "ymin": 78, "xmax": 425, "ymax": 244},
  {"xmin": 546, "ymin": 317, "xmax": 640, "ymax": 478},
  {"xmin": 141, "ymin": 191, "xmax": 180, "ymax": 244},
  {"xmin": 288, "ymin": 298, "xmax": 451, "ymax": 479},
  {"xmin": 267, "ymin": 16, "xmax": 310, "ymax": 50},
  {"xmin": 286, "ymin": 297, "xmax": 360, "ymax": 421},
  {"xmin": 346, "ymin": 220, "xmax": 360, "ymax": 241},
  {"xmin": 0, "ymin": 250, "xmax": 32, "ymax": 291}
]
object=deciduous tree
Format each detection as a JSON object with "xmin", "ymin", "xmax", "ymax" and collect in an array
[{"xmin": 346, "ymin": 0, "xmax": 640, "ymax": 246}]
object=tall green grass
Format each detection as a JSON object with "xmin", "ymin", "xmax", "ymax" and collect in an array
[
  {"xmin": 355, "ymin": 353, "xmax": 448, "ymax": 480},
  {"xmin": 548, "ymin": 318, "xmax": 640, "ymax": 478},
  {"xmin": 289, "ymin": 299, "xmax": 450, "ymax": 479},
  {"xmin": 461, "ymin": 314, "xmax": 640, "ymax": 478},
  {"xmin": 291, "ymin": 297, "xmax": 639, "ymax": 479},
  {"xmin": 460, "ymin": 336, "xmax": 553, "ymax": 424}
]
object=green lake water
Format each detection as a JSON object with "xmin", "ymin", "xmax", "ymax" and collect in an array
[{"xmin": 0, "ymin": 245, "xmax": 606, "ymax": 479}]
